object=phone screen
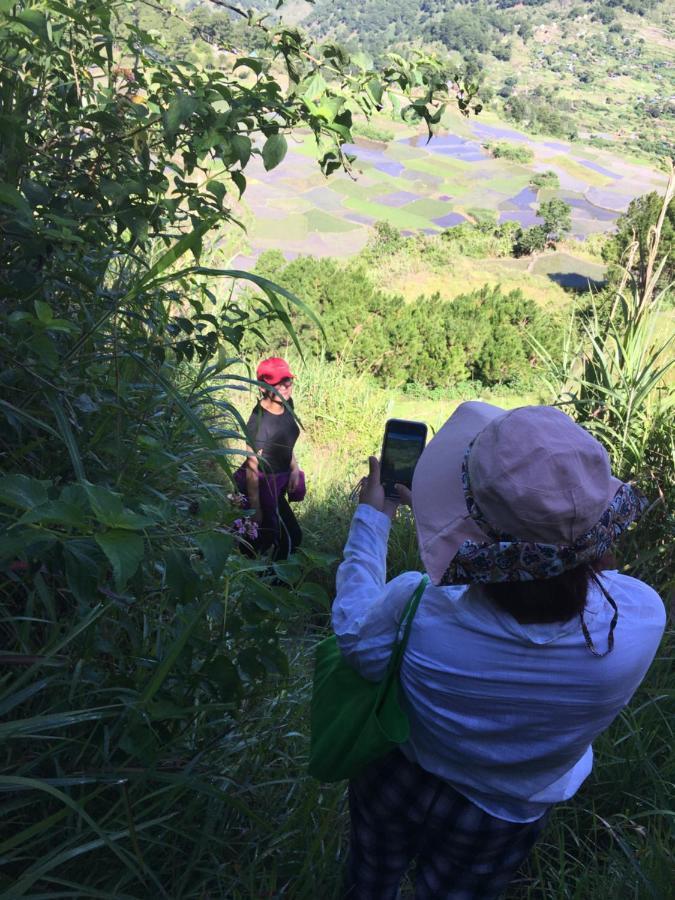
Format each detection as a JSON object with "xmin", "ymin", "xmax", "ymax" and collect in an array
[{"xmin": 380, "ymin": 419, "xmax": 427, "ymax": 498}]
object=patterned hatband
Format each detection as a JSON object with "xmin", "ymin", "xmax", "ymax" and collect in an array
[{"xmin": 439, "ymin": 445, "xmax": 649, "ymax": 585}]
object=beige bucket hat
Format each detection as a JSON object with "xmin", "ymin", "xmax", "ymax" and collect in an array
[{"xmin": 412, "ymin": 402, "xmax": 647, "ymax": 585}]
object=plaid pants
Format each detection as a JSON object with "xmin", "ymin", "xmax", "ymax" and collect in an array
[{"xmin": 345, "ymin": 750, "xmax": 548, "ymax": 900}]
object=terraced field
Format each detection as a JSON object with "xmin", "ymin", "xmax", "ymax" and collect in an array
[{"xmin": 231, "ymin": 110, "xmax": 667, "ymax": 272}]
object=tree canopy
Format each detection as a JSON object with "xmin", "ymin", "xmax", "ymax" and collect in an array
[{"xmin": 602, "ymin": 191, "xmax": 675, "ymax": 294}]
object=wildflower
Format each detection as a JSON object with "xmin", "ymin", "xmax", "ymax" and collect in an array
[{"xmin": 232, "ymin": 518, "xmax": 259, "ymax": 540}]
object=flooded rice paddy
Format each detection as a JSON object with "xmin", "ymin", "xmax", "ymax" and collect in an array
[{"xmin": 232, "ymin": 115, "xmax": 666, "ymax": 273}]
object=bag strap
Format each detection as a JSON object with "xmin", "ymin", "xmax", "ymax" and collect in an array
[{"xmin": 387, "ymin": 575, "xmax": 429, "ymax": 675}]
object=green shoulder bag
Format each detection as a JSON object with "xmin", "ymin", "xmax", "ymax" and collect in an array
[{"xmin": 308, "ymin": 575, "xmax": 428, "ymax": 782}]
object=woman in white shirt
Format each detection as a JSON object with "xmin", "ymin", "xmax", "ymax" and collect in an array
[{"xmin": 333, "ymin": 402, "xmax": 665, "ymax": 900}]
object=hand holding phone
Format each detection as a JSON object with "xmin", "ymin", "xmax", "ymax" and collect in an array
[
  {"xmin": 380, "ymin": 418, "xmax": 428, "ymax": 500},
  {"xmin": 358, "ymin": 456, "xmax": 411, "ymax": 519}
]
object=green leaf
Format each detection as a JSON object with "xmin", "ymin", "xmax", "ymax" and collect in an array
[
  {"xmin": 141, "ymin": 593, "xmax": 213, "ymax": 705},
  {"xmin": 34, "ymin": 300, "xmax": 53, "ymax": 323},
  {"xmin": 234, "ymin": 57, "xmax": 263, "ymax": 75},
  {"xmin": 319, "ymin": 150, "xmax": 342, "ymax": 177},
  {"xmin": 352, "ymin": 51, "xmax": 373, "ymax": 72},
  {"xmin": 0, "ymin": 182, "xmax": 31, "ymax": 218},
  {"xmin": 0, "ymin": 709, "xmax": 115, "ymax": 741},
  {"xmin": 231, "ymin": 170, "xmax": 246, "ymax": 197},
  {"xmin": 366, "ymin": 78, "xmax": 383, "ymax": 106},
  {"xmin": 201, "ymin": 656, "xmax": 241, "ymax": 702},
  {"xmin": 162, "ymin": 94, "xmax": 199, "ymax": 141},
  {"xmin": 84, "ymin": 483, "xmax": 153, "ymax": 529},
  {"xmin": 47, "ymin": 395, "xmax": 86, "ymax": 482},
  {"xmin": 0, "ymin": 474, "xmax": 50, "ymax": 510},
  {"xmin": 232, "ymin": 133, "xmax": 251, "ymax": 166},
  {"xmin": 262, "ymin": 133, "xmax": 287, "ymax": 172},
  {"xmin": 317, "ymin": 96, "xmax": 345, "ymax": 124},
  {"xmin": 18, "ymin": 500, "xmax": 87, "ymax": 529},
  {"xmin": 272, "ymin": 559, "xmax": 302, "ymax": 585},
  {"xmin": 0, "ymin": 775, "xmax": 148, "ymax": 892},
  {"xmin": 194, "ymin": 531, "xmax": 233, "ymax": 579},
  {"xmin": 207, "ymin": 179, "xmax": 226, "ymax": 207},
  {"xmin": 301, "ymin": 71, "xmax": 327, "ymax": 102},
  {"xmin": 95, "ymin": 530, "xmax": 144, "ymax": 590},
  {"xmin": 136, "ymin": 217, "xmax": 217, "ymax": 288},
  {"xmin": 15, "ymin": 8, "xmax": 51, "ymax": 42},
  {"xmin": 64, "ymin": 539, "xmax": 102, "ymax": 604},
  {"xmin": 296, "ymin": 581, "xmax": 329, "ymax": 608},
  {"xmin": 164, "ymin": 549, "xmax": 200, "ymax": 602}
]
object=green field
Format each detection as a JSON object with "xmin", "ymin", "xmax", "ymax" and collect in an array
[{"xmin": 304, "ymin": 209, "xmax": 360, "ymax": 232}]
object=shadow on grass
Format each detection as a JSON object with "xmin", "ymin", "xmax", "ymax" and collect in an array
[{"xmin": 546, "ymin": 271, "xmax": 606, "ymax": 291}]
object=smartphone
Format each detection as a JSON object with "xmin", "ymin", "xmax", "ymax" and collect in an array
[{"xmin": 380, "ymin": 418, "xmax": 428, "ymax": 500}]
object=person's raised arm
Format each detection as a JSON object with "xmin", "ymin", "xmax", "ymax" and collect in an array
[{"xmin": 332, "ymin": 457, "xmax": 420, "ymax": 680}]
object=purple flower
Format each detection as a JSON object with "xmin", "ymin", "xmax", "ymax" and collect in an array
[{"xmin": 232, "ymin": 518, "xmax": 259, "ymax": 540}]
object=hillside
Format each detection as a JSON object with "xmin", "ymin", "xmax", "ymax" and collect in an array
[
  {"xmin": 301, "ymin": 0, "xmax": 674, "ymax": 161},
  {"xmin": 229, "ymin": 108, "xmax": 665, "ymax": 300},
  {"xmin": 144, "ymin": 0, "xmax": 674, "ymax": 163}
]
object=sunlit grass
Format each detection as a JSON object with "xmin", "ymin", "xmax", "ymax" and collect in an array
[{"xmin": 379, "ymin": 256, "xmax": 573, "ymax": 307}]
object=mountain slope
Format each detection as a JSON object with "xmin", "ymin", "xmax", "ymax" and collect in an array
[{"xmin": 302, "ymin": 0, "xmax": 674, "ymax": 160}]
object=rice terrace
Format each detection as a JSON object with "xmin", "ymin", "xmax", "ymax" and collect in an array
[{"xmin": 234, "ymin": 109, "xmax": 666, "ymax": 291}]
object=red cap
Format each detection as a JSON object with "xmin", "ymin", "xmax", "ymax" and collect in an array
[{"xmin": 256, "ymin": 357, "xmax": 295, "ymax": 385}]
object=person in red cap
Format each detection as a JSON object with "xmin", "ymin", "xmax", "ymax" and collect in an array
[{"xmin": 235, "ymin": 357, "xmax": 304, "ymax": 558}]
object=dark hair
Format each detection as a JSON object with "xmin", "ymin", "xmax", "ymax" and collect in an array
[{"xmin": 482, "ymin": 564, "xmax": 592, "ymax": 625}]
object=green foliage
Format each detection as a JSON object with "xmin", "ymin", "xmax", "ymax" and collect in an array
[
  {"xmin": 429, "ymin": 4, "xmax": 514, "ymax": 57},
  {"xmin": 440, "ymin": 220, "xmax": 521, "ymax": 258},
  {"xmin": 513, "ymin": 225, "xmax": 549, "ymax": 257},
  {"xmin": 540, "ymin": 176, "xmax": 675, "ymax": 592},
  {"xmin": 366, "ymin": 220, "xmax": 409, "ymax": 257},
  {"xmin": 538, "ymin": 199, "xmax": 573, "ymax": 241},
  {"xmin": 304, "ymin": 0, "xmax": 672, "ymax": 160},
  {"xmin": 248, "ymin": 254, "xmax": 563, "ymax": 389},
  {"xmin": 486, "ymin": 141, "xmax": 534, "ymax": 164},
  {"xmin": 530, "ymin": 170, "xmax": 560, "ymax": 190},
  {"xmin": 504, "ymin": 89, "xmax": 579, "ymax": 140},
  {"xmin": 352, "ymin": 120, "xmax": 396, "ymax": 142},
  {"xmin": 602, "ymin": 190, "xmax": 675, "ymax": 296}
]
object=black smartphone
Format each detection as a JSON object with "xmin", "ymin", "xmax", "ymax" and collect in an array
[{"xmin": 380, "ymin": 418, "xmax": 428, "ymax": 499}]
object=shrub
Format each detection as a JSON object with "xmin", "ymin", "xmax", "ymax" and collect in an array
[
  {"xmin": 247, "ymin": 253, "xmax": 565, "ymax": 391},
  {"xmin": 530, "ymin": 170, "xmax": 561, "ymax": 189},
  {"xmin": 538, "ymin": 198, "xmax": 573, "ymax": 241},
  {"xmin": 513, "ymin": 225, "xmax": 549, "ymax": 256},
  {"xmin": 352, "ymin": 120, "xmax": 395, "ymax": 142},
  {"xmin": 440, "ymin": 221, "xmax": 520, "ymax": 258},
  {"xmin": 486, "ymin": 140, "xmax": 535, "ymax": 163},
  {"xmin": 601, "ymin": 190, "xmax": 675, "ymax": 294}
]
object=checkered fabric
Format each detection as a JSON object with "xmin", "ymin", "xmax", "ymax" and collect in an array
[{"xmin": 345, "ymin": 750, "xmax": 548, "ymax": 900}]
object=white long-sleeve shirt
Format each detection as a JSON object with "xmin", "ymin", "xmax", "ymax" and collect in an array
[{"xmin": 332, "ymin": 504, "xmax": 666, "ymax": 823}]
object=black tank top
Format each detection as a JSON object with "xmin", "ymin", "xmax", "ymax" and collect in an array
[{"xmin": 246, "ymin": 401, "xmax": 300, "ymax": 474}]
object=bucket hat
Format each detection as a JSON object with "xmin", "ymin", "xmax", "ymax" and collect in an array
[{"xmin": 412, "ymin": 402, "xmax": 648, "ymax": 586}]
